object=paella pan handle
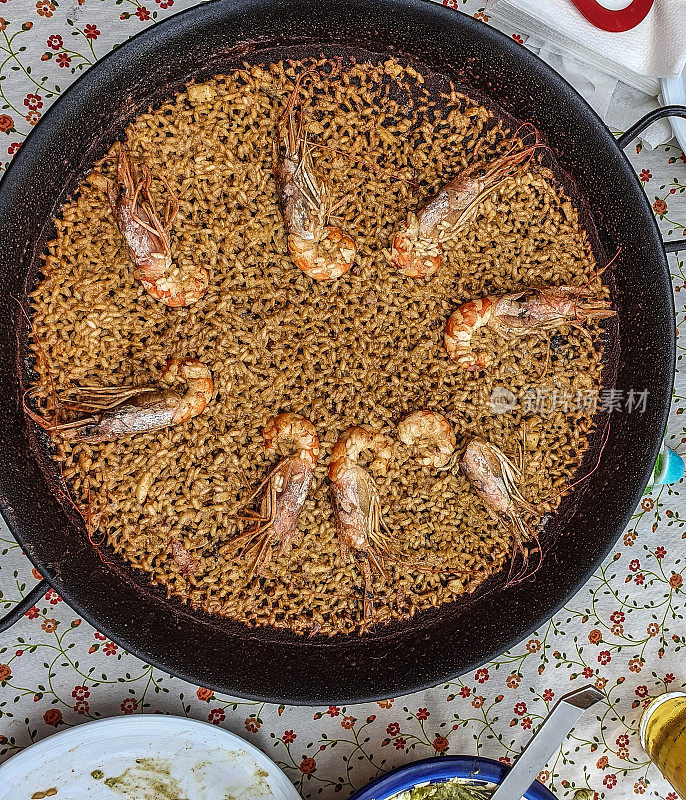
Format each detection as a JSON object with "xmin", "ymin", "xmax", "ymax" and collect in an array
[
  {"xmin": 0, "ymin": 578, "xmax": 51, "ymax": 634},
  {"xmin": 618, "ymin": 104, "xmax": 686, "ymax": 255}
]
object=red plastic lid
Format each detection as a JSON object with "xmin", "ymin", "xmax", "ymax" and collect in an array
[{"xmin": 569, "ymin": 0, "xmax": 654, "ymax": 32}]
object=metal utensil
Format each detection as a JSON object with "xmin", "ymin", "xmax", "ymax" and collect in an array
[{"xmin": 490, "ymin": 685, "xmax": 604, "ymax": 800}]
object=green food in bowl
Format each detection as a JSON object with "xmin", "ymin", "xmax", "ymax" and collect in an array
[{"xmin": 392, "ymin": 778, "xmax": 496, "ymax": 800}]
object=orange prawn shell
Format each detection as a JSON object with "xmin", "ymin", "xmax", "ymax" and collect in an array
[
  {"xmin": 444, "ymin": 297, "xmax": 495, "ymax": 370},
  {"xmin": 288, "ymin": 227, "xmax": 356, "ymax": 281},
  {"xmin": 390, "ymin": 230, "xmax": 441, "ymax": 278},
  {"xmin": 262, "ymin": 412, "xmax": 319, "ymax": 469},
  {"xmin": 162, "ymin": 357, "xmax": 214, "ymax": 424}
]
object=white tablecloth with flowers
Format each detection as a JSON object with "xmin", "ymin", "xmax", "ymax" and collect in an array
[{"xmin": 1, "ymin": 1, "xmax": 685, "ymax": 798}]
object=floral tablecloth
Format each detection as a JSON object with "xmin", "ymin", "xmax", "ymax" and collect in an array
[{"xmin": 1, "ymin": 1, "xmax": 685, "ymax": 798}]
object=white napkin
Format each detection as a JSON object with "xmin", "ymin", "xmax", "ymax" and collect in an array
[
  {"xmin": 487, "ymin": 0, "xmax": 686, "ymax": 95},
  {"xmin": 487, "ymin": 0, "xmax": 685, "ymax": 147}
]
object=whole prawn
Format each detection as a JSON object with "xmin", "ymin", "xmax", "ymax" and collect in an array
[
  {"xmin": 234, "ymin": 413, "xmax": 319, "ymax": 576},
  {"xmin": 390, "ymin": 142, "xmax": 538, "ymax": 278},
  {"xmin": 445, "ymin": 286, "xmax": 616, "ymax": 371},
  {"xmin": 99, "ymin": 143, "xmax": 209, "ymax": 307},
  {"xmin": 397, "ymin": 410, "xmax": 457, "ymax": 469},
  {"xmin": 273, "ymin": 73, "xmax": 356, "ymax": 281},
  {"xmin": 329, "ymin": 426, "xmax": 395, "ymax": 629},
  {"xmin": 27, "ymin": 357, "xmax": 213, "ymax": 443},
  {"xmin": 461, "ymin": 437, "xmax": 539, "ymax": 580}
]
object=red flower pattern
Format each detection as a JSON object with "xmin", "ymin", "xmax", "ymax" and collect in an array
[
  {"xmin": 299, "ymin": 757, "xmax": 316, "ymax": 774},
  {"xmin": 74, "ymin": 698, "xmax": 89, "ymax": 715},
  {"xmin": 120, "ymin": 698, "xmax": 138, "ymax": 714},
  {"xmin": 208, "ymin": 708, "xmax": 225, "ymax": 724},
  {"xmin": 43, "ymin": 708, "xmax": 62, "ymax": 726},
  {"xmin": 475, "ymin": 668, "xmax": 489, "ymax": 683},
  {"xmin": 23, "ymin": 93, "xmax": 42, "ymax": 110}
]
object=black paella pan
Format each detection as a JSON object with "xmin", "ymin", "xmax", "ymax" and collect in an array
[{"xmin": 0, "ymin": 0, "xmax": 683, "ymax": 704}]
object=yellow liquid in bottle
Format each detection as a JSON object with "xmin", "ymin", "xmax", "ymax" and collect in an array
[{"xmin": 641, "ymin": 692, "xmax": 686, "ymax": 799}]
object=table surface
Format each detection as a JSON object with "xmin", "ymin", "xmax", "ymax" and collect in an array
[{"xmin": 0, "ymin": 1, "xmax": 684, "ymax": 798}]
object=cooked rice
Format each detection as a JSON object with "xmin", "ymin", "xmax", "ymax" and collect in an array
[{"xmin": 28, "ymin": 57, "xmax": 606, "ymax": 635}]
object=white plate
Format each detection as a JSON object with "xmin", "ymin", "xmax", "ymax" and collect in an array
[
  {"xmin": 0, "ymin": 715, "xmax": 300, "ymax": 800},
  {"xmin": 661, "ymin": 75, "xmax": 686, "ymax": 155}
]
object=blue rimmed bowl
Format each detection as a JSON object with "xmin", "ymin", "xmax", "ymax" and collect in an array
[{"xmin": 350, "ymin": 756, "xmax": 558, "ymax": 800}]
